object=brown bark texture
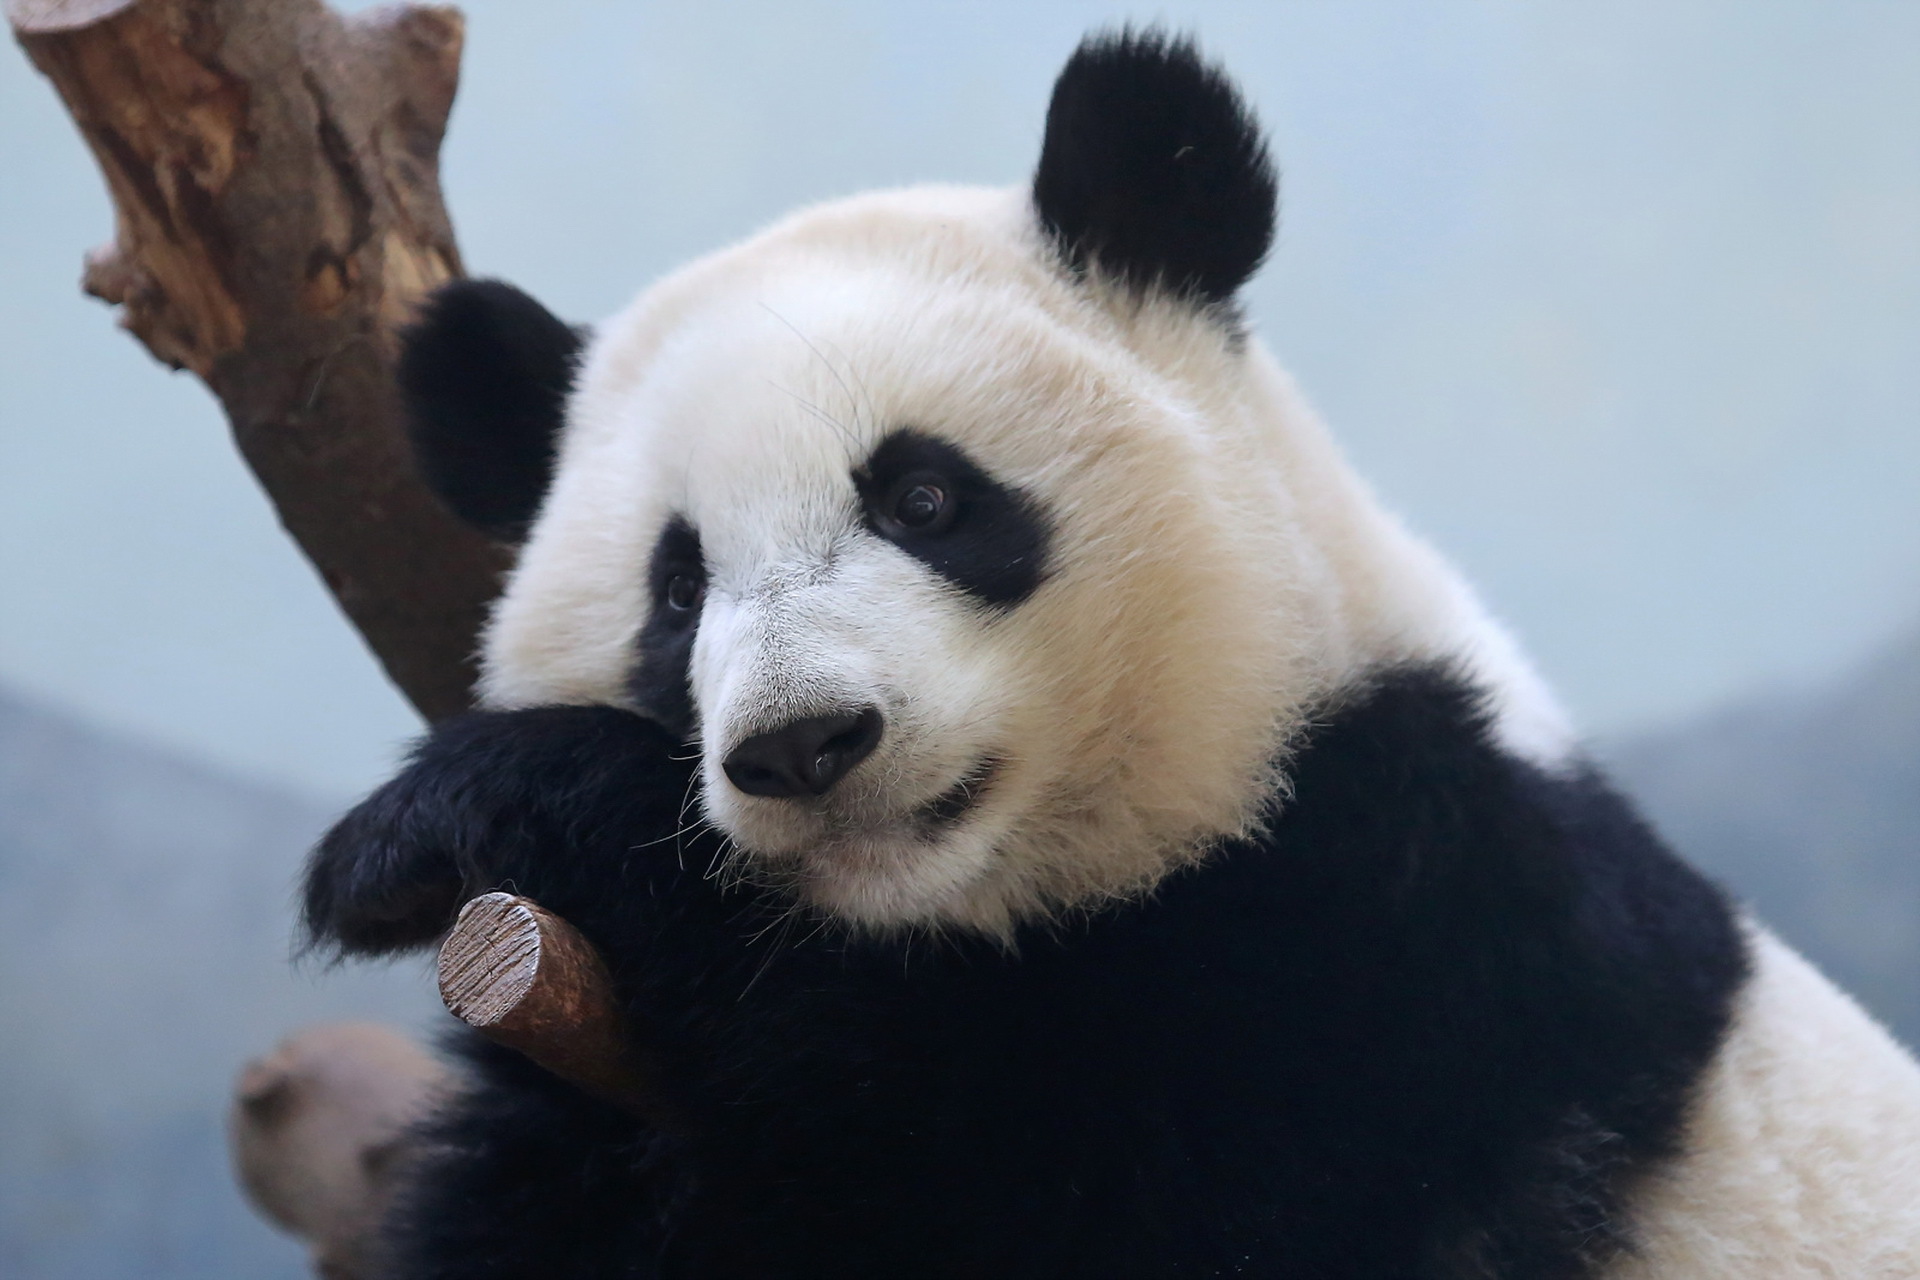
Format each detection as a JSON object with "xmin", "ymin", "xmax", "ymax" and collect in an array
[
  {"xmin": 10, "ymin": 0, "xmax": 509, "ymax": 721},
  {"xmin": 440, "ymin": 892, "xmax": 678, "ymax": 1127}
]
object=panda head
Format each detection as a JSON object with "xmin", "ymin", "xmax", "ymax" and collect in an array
[{"xmin": 397, "ymin": 32, "xmax": 1551, "ymax": 936}]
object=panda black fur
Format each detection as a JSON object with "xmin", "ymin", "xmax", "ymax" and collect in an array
[{"xmin": 306, "ymin": 31, "xmax": 1920, "ymax": 1279}]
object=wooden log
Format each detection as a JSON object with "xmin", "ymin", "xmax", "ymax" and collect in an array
[
  {"xmin": 9, "ymin": 0, "xmax": 509, "ymax": 720},
  {"xmin": 439, "ymin": 892, "xmax": 675, "ymax": 1126}
]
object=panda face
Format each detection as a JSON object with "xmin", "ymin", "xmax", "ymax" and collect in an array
[
  {"xmin": 476, "ymin": 223, "xmax": 1297, "ymax": 934},
  {"xmin": 400, "ymin": 35, "xmax": 1569, "ymax": 934}
]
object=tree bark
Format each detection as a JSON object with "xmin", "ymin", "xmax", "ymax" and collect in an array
[
  {"xmin": 439, "ymin": 893, "xmax": 679, "ymax": 1128},
  {"xmin": 10, "ymin": 0, "xmax": 506, "ymax": 720}
]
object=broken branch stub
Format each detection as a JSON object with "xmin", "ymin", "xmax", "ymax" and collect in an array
[
  {"xmin": 439, "ymin": 893, "xmax": 677, "ymax": 1127},
  {"xmin": 10, "ymin": 0, "xmax": 509, "ymax": 720}
]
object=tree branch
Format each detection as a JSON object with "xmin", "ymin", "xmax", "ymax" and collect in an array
[
  {"xmin": 439, "ymin": 892, "xmax": 680, "ymax": 1129},
  {"xmin": 10, "ymin": 0, "xmax": 506, "ymax": 720}
]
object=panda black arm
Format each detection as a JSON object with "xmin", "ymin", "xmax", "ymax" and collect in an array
[{"xmin": 301, "ymin": 705, "xmax": 696, "ymax": 956}]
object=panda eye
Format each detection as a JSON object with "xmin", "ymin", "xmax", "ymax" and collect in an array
[
  {"xmin": 881, "ymin": 471, "xmax": 955, "ymax": 536},
  {"xmin": 664, "ymin": 572, "xmax": 704, "ymax": 612}
]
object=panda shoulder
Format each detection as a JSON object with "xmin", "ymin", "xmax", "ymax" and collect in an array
[{"xmin": 1611, "ymin": 924, "xmax": 1920, "ymax": 1277}]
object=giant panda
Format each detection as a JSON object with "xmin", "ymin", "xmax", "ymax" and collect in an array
[{"xmin": 304, "ymin": 30, "xmax": 1920, "ymax": 1279}]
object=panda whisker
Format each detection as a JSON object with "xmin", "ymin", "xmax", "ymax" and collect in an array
[
  {"xmin": 676, "ymin": 765, "xmax": 705, "ymax": 825},
  {"xmin": 666, "ymin": 767, "xmax": 711, "ymax": 870},
  {"xmin": 785, "ymin": 911, "xmax": 833, "ymax": 954},
  {"xmin": 760, "ymin": 303, "xmax": 872, "ymax": 439},
  {"xmin": 632, "ymin": 818, "xmax": 712, "ymax": 852},
  {"xmin": 738, "ymin": 901, "xmax": 822, "ymax": 1000},
  {"xmin": 694, "ymin": 827, "xmax": 740, "ymax": 882},
  {"xmin": 774, "ymin": 383, "xmax": 862, "ymax": 452},
  {"xmin": 706, "ymin": 836, "xmax": 755, "ymax": 890},
  {"xmin": 741, "ymin": 900, "xmax": 802, "ymax": 952},
  {"xmin": 815, "ymin": 332, "xmax": 882, "ymax": 434}
]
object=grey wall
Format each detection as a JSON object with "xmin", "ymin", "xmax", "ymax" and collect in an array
[{"xmin": 0, "ymin": 689, "xmax": 436, "ymax": 1280}]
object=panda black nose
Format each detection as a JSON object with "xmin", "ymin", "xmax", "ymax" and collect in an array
[{"xmin": 722, "ymin": 707, "xmax": 885, "ymax": 799}]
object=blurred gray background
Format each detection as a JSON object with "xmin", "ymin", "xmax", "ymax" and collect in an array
[{"xmin": 1, "ymin": 1, "xmax": 1915, "ymax": 1276}]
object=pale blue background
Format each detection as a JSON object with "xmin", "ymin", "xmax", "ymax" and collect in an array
[{"xmin": 3, "ymin": 0, "xmax": 1915, "ymax": 800}]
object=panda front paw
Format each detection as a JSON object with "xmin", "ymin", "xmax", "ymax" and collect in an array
[
  {"xmin": 302, "ymin": 705, "xmax": 694, "ymax": 956},
  {"xmin": 302, "ymin": 770, "xmax": 472, "ymax": 956}
]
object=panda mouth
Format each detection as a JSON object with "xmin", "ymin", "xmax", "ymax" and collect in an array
[{"xmin": 914, "ymin": 757, "xmax": 1002, "ymax": 829}]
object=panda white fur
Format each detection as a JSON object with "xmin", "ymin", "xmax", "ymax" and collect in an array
[{"xmin": 305, "ymin": 31, "xmax": 1920, "ymax": 1278}]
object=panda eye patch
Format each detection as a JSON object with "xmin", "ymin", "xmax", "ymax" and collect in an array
[
  {"xmin": 665, "ymin": 572, "xmax": 704, "ymax": 612},
  {"xmin": 881, "ymin": 472, "xmax": 955, "ymax": 536},
  {"xmin": 854, "ymin": 430, "xmax": 1050, "ymax": 607},
  {"xmin": 629, "ymin": 515, "xmax": 704, "ymax": 736}
]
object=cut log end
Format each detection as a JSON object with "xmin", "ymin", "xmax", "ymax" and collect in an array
[
  {"xmin": 436, "ymin": 893, "xmax": 675, "ymax": 1128},
  {"xmin": 438, "ymin": 894, "xmax": 545, "ymax": 1027}
]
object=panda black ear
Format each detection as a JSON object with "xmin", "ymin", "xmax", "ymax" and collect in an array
[
  {"xmin": 396, "ymin": 278, "xmax": 586, "ymax": 542},
  {"xmin": 1033, "ymin": 30, "xmax": 1277, "ymax": 307}
]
